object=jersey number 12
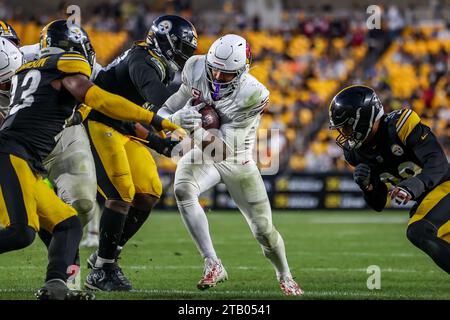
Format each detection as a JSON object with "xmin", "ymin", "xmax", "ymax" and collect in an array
[{"xmin": 9, "ymin": 69, "xmax": 42, "ymax": 115}]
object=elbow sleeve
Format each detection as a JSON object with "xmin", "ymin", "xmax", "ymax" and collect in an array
[{"xmin": 84, "ymin": 85, "xmax": 154, "ymax": 125}]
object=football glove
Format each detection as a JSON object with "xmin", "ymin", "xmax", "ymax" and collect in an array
[
  {"xmin": 150, "ymin": 114, "xmax": 187, "ymax": 140},
  {"xmin": 353, "ymin": 163, "xmax": 371, "ymax": 190},
  {"xmin": 146, "ymin": 132, "xmax": 179, "ymax": 157},
  {"xmin": 396, "ymin": 177, "xmax": 425, "ymax": 200},
  {"xmin": 167, "ymin": 98, "xmax": 202, "ymax": 131}
]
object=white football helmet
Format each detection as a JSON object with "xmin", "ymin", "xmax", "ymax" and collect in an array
[
  {"xmin": 0, "ymin": 37, "xmax": 23, "ymax": 96},
  {"xmin": 206, "ymin": 34, "xmax": 251, "ymax": 100}
]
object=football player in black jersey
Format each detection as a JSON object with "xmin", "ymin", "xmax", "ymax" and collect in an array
[
  {"xmin": 84, "ymin": 15, "xmax": 198, "ymax": 291},
  {"xmin": 329, "ymin": 85, "xmax": 450, "ymax": 274},
  {"xmin": 0, "ymin": 19, "xmax": 184, "ymax": 300}
]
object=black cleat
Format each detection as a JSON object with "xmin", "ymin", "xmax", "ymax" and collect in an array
[
  {"xmin": 85, "ymin": 263, "xmax": 132, "ymax": 291},
  {"xmin": 36, "ymin": 279, "xmax": 95, "ymax": 300}
]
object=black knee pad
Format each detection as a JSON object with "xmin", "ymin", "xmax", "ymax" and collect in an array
[
  {"xmin": 53, "ymin": 216, "xmax": 82, "ymax": 233},
  {"xmin": 0, "ymin": 224, "xmax": 36, "ymax": 251},
  {"xmin": 406, "ymin": 220, "xmax": 437, "ymax": 250}
]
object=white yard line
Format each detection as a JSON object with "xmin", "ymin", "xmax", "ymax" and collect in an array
[{"xmin": 0, "ymin": 265, "xmax": 435, "ymax": 273}]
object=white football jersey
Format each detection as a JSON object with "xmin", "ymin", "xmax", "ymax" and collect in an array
[{"xmin": 165, "ymin": 55, "xmax": 269, "ymax": 161}]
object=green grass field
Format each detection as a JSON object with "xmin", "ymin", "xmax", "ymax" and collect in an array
[{"xmin": 0, "ymin": 211, "xmax": 449, "ymax": 300}]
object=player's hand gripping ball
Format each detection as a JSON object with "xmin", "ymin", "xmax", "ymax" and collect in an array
[{"xmin": 191, "ymin": 98, "xmax": 220, "ymax": 130}]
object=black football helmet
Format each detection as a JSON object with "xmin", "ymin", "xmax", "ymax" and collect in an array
[
  {"xmin": 39, "ymin": 19, "xmax": 96, "ymax": 67},
  {"xmin": 329, "ymin": 85, "xmax": 384, "ymax": 150},
  {"xmin": 146, "ymin": 15, "xmax": 198, "ymax": 72},
  {"xmin": 0, "ymin": 20, "xmax": 20, "ymax": 46}
]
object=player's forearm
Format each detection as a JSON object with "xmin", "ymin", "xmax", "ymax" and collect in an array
[
  {"xmin": 84, "ymin": 85, "xmax": 155, "ymax": 126},
  {"xmin": 158, "ymin": 86, "xmax": 191, "ymax": 118}
]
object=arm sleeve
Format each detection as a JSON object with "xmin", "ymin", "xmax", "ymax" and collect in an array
[
  {"xmin": 128, "ymin": 52, "xmax": 172, "ymax": 111},
  {"xmin": 405, "ymin": 122, "xmax": 448, "ymax": 190},
  {"xmin": 84, "ymin": 85, "xmax": 154, "ymax": 125}
]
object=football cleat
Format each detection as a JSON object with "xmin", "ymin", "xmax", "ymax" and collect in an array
[
  {"xmin": 36, "ymin": 279, "xmax": 95, "ymax": 300},
  {"xmin": 66, "ymin": 264, "xmax": 81, "ymax": 290},
  {"xmin": 197, "ymin": 258, "xmax": 228, "ymax": 290},
  {"xmin": 279, "ymin": 276, "xmax": 303, "ymax": 296},
  {"xmin": 85, "ymin": 263, "xmax": 132, "ymax": 292}
]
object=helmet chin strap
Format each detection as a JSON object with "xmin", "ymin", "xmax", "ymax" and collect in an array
[{"xmin": 212, "ymin": 81, "xmax": 221, "ymax": 101}]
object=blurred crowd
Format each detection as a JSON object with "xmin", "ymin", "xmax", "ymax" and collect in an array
[{"xmin": 2, "ymin": 0, "xmax": 449, "ymax": 174}]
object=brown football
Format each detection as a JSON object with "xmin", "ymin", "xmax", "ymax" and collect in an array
[{"xmin": 199, "ymin": 105, "xmax": 221, "ymax": 130}]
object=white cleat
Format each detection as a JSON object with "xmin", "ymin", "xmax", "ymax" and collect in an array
[
  {"xmin": 66, "ymin": 264, "xmax": 81, "ymax": 291},
  {"xmin": 279, "ymin": 276, "xmax": 303, "ymax": 296},
  {"xmin": 197, "ymin": 258, "xmax": 228, "ymax": 290},
  {"xmin": 80, "ymin": 233, "xmax": 99, "ymax": 248}
]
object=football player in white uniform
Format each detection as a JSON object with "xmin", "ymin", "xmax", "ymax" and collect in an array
[
  {"xmin": 0, "ymin": 21, "xmax": 101, "ymax": 289},
  {"xmin": 158, "ymin": 34, "xmax": 303, "ymax": 296}
]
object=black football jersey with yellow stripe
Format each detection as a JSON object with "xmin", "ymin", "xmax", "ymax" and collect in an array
[
  {"xmin": 88, "ymin": 43, "xmax": 172, "ymax": 134},
  {"xmin": 0, "ymin": 52, "xmax": 91, "ymax": 170},
  {"xmin": 345, "ymin": 108, "xmax": 450, "ymax": 210}
]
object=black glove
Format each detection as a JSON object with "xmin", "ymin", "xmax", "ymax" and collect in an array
[
  {"xmin": 354, "ymin": 163, "xmax": 371, "ymax": 190},
  {"xmin": 64, "ymin": 111, "xmax": 83, "ymax": 127},
  {"xmin": 396, "ymin": 176, "xmax": 425, "ymax": 200},
  {"xmin": 146, "ymin": 133, "xmax": 179, "ymax": 157}
]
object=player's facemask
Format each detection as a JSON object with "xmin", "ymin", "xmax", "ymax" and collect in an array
[
  {"xmin": 329, "ymin": 105, "xmax": 384, "ymax": 151},
  {"xmin": 0, "ymin": 80, "xmax": 11, "ymax": 96},
  {"xmin": 205, "ymin": 61, "xmax": 244, "ymax": 101}
]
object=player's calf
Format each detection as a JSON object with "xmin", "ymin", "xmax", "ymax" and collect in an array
[{"xmin": 407, "ymin": 220, "xmax": 450, "ymax": 273}]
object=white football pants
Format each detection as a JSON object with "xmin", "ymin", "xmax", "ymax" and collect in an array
[
  {"xmin": 43, "ymin": 125, "xmax": 99, "ymax": 227},
  {"xmin": 174, "ymin": 147, "xmax": 292, "ymax": 280}
]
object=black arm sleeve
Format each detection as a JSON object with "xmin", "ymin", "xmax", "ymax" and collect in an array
[
  {"xmin": 406, "ymin": 123, "xmax": 448, "ymax": 190},
  {"xmin": 128, "ymin": 51, "xmax": 172, "ymax": 111},
  {"xmin": 344, "ymin": 149, "xmax": 388, "ymax": 212},
  {"xmin": 363, "ymin": 176, "xmax": 388, "ymax": 212}
]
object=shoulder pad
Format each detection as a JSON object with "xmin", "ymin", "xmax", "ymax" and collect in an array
[
  {"xmin": 56, "ymin": 52, "xmax": 91, "ymax": 78},
  {"xmin": 145, "ymin": 50, "xmax": 167, "ymax": 81},
  {"xmin": 237, "ymin": 74, "xmax": 270, "ymax": 111},
  {"xmin": 182, "ymin": 55, "xmax": 206, "ymax": 85},
  {"xmin": 392, "ymin": 108, "xmax": 421, "ymax": 144}
]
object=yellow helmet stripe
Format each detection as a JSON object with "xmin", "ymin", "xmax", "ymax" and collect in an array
[
  {"xmin": 41, "ymin": 20, "xmax": 58, "ymax": 48},
  {"xmin": 0, "ymin": 21, "xmax": 10, "ymax": 34}
]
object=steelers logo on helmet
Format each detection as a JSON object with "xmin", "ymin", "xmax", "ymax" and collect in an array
[
  {"xmin": 157, "ymin": 20, "xmax": 173, "ymax": 34},
  {"xmin": 68, "ymin": 25, "xmax": 86, "ymax": 43}
]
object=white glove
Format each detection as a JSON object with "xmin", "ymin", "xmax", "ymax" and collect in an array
[{"xmin": 168, "ymin": 98, "xmax": 203, "ymax": 131}]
